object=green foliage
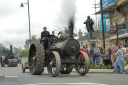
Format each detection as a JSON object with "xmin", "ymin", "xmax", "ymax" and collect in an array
[
  {"xmin": 0, "ymin": 43, "xmax": 5, "ymax": 57},
  {"xmin": 101, "ymin": 65, "xmax": 106, "ymax": 69},
  {"xmin": 89, "ymin": 64, "xmax": 113, "ymax": 69},
  {"xmin": 19, "ymin": 50, "xmax": 29, "ymax": 58},
  {"xmin": 12, "ymin": 47, "xmax": 20, "ymax": 56},
  {"xmin": 90, "ymin": 64, "xmax": 94, "ymax": 69}
]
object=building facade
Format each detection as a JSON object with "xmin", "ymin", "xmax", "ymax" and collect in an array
[
  {"xmin": 24, "ymin": 35, "xmax": 40, "ymax": 50},
  {"xmin": 96, "ymin": 0, "xmax": 128, "ymax": 47}
]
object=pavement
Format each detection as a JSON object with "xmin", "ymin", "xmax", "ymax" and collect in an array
[
  {"xmin": 72, "ymin": 68, "xmax": 114, "ymax": 73},
  {"xmin": 0, "ymin": 64, "xmax": 128, "ymax": 85},
  {"xmin": 89, "ymin": 69, "xmax": 114, "ymax": 73}
]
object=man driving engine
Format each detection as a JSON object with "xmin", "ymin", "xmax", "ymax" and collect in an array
[
  {"xmin": 41, "ymin": 27, "xmax": 50, "ymax": 49},
  {"xmin": 41, "ymin": 27, "xmax": 50, "ymax": 38}
]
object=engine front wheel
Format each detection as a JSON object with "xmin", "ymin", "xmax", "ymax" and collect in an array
[
  {"xmin": 47, "ymin": 51, "xmax": 61, "ymax": 77},
  {"xmin": 1, "ymin": 57, "xmax": 5, "ymax": 67},
  {"xmin": 29, "ymin": 43, "xmax": 45, "ymax": 75},
  {"xmin": 74, "ymin": 51, "xmax": 90, "ymax": 76}
]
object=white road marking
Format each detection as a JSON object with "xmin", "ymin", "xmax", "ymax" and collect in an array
[
  {"xmin": 24, "ymin": 83, "xmax": 108, "ymax": 85},
  {"xmin": 5, "ymin": 76, "xmax": 18, "ymax": 78}
]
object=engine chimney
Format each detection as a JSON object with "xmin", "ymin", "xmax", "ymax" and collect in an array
[
  {"xmin": 10, "ymin": 45, "xmax": 12, "ymax": 53},
  {"xmin": 68, "ymin": 17, "xmax": 74, "ymax": 39}
]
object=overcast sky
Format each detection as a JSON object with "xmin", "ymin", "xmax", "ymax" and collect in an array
[{"xmin": 0, "ymin": 0, "xmax": 100, "ymax": 49}]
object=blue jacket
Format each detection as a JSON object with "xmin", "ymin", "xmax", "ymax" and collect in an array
[{"xmin": 89, "ymin": 48, "xmax": 94, "ymax": 57}]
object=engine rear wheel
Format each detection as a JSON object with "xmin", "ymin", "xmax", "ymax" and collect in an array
[
  {"xmin": 29, "ymin": 43, "xmax": 45, "ymax": 75},
  {"xmin": 1, "ymin": 57, "xmax": 5, "ymax": 67},
  {"xmin": 47, "ymin": 51, "xmax": 61, "ymax": 77},
  {"xmin": 60, "ymin": 64, "xmax": 73, "ymax": 74},
  {"xmin": 74, "ymin": 51, "xmax": 90, "ymax": 76}
]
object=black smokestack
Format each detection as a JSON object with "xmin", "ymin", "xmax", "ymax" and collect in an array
[
  {"xmin": 10, "ymin": 45, "xmax": 12, "ymax": 53},
  {"xmin": 68, "ymin": 17, "xmax": 74, "ymax": 38}
]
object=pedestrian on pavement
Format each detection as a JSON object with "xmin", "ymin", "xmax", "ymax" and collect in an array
[
  {"xmin": 94, "ymin": 45, "xmax": 100, "ymax": 66},
  {"xmin": 103, "ymin": 48, "xmax": 109, "ymax": 65},
  {"xmin": 2, "ymin": 48, "xmax": 6, "ymax": 56},
  {"xmin": 114, "ymin": 41, "xmax": 118, "ymax": 46},
  {"xmin": 80, "ymin": 45, "xmax": 87, "ymax": 53},
  {"xmin": 111, "ymin": 47, "xmax": 117, "ymax": 67},
  {"xmin": 114, "ymin": 45, "xmax": 125, "ymax": 73},
  {"xmin": 107, "ymin": 46, "xmax": 112, "ymax": 59},
  {"xmin": 121, "ymin": 41, "xmax": 125, "ymax": 48},
  {"xmin": 125, "ymin": 48, "xmax": 128, "ymax": 63},
  {"xmin": 88, "ymin": 45, "xmax": 94, "ymax": 65}
]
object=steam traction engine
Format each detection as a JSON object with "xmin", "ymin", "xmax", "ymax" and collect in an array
[
  {"xmin": 29, "ymin": 19, "xmax": 90, "ymax": 77},
  {"xmin": 1, "ymin": 45, "xmax": 18, "ymax": 67}
]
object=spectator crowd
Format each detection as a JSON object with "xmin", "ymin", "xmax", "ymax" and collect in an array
[{"xmin": 80, "ymin": 41, "xmax": 128, "ymax": 74}]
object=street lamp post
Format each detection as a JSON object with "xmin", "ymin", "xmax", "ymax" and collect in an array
[
  {"xmin": 100, "ymin": 0, "xmax": 105, "ymax": 49},
  {"xmin": 20, "ymin": 0, "xmax": 31, "ymax": 45},
  {"xmin": 116, "ymin": 23, "xmax": 119, "ymax": 45}
]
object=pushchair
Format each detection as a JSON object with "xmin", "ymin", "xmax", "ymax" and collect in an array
[{"xmin": 124, "ymin": 54, "xmax": 128, "ymax": 74}]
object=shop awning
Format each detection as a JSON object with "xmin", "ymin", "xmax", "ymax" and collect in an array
[{"xmin": 111, "ymin": 33, "xmax": 128, "ymax": 40}]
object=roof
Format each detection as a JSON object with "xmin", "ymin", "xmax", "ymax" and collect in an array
[
  {"xmin": 95, "ymin": 0, "xmax": 128, "ymax": 15},
  {"xmin": 25, "ymin": 39, "xmax": 40, "ymax": 46}
]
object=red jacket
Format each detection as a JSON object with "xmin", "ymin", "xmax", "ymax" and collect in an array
[
  {"xmin": 80, "ymin": 49, "xmax": 87, "ymax": 60},
  {"xmin": 74, "ymin": 49, "xmax": 87, "ymax": 59}
]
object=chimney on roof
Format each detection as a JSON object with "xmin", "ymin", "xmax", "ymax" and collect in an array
[
  {"xmin": 32, "ymin": 35, "xmax": 36, "ymax": 39},
  {"xmin": 78, "ymin": 29, "xmax": 82, "ymax": 38}
]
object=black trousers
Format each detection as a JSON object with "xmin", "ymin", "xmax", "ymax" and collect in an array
[{"xmin": 103, "ymin": 59, "xmax": 111, "ymax": 65}]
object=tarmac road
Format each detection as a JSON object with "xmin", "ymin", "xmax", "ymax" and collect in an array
[{"xmin": 0, "ymin": 64, "xmax": 128, "ymax": 85}]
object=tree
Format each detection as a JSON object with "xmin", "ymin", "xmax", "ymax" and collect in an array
[
  {"xmin": 0, "ymin": 43, "xmax": 5, "ymax": 56},
  {"xmin": 12, "ymin": 47, "xmax": 20, "ymax": 57},
  {"xmin": 19, "ymin": 50, "xmax": 29, "ymax": 58}
]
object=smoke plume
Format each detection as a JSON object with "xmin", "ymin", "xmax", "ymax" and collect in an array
[
  {"xmin": 59, "ymin": 0, "xmax": 76, "ymax": 29},
  {"xmin": 1, "ymin": 40, "xmax": 12, "ymax": 49},
  {"xmin": 2, "ymin": 40, "xmax": 12, "ymax": 45}
]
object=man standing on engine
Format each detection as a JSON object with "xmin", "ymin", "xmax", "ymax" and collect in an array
[
  {"xmin": 41, "ymin": 27, "xmax": 50, "ymax": 38},
  {"xmin": 51, "ymin": 31, "xmax": 55, "ymax": 35}
]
